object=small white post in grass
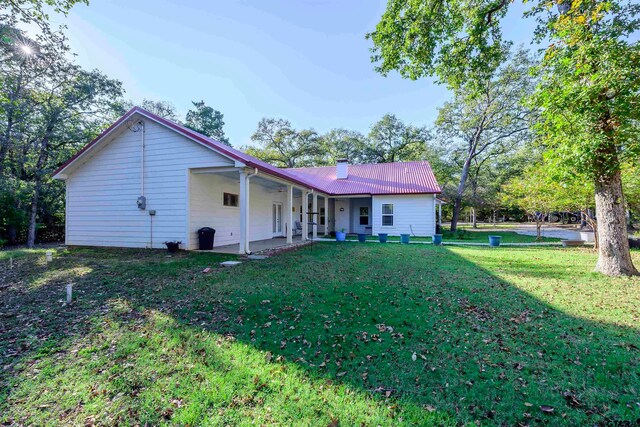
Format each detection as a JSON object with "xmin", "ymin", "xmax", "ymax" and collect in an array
[
  {"xmin": 66, "ymin": 283, "xmax": 73, "ymax": 304},
  {"xmin": 46, "ymin": 251, "xmax": 53, "ymax": 263},
  {"xmin": 9, "ymin": 256, "xmax": 13, "ymax": 269}
]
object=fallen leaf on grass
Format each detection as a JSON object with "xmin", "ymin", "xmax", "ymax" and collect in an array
[
  {"xmin": 540, "ymin": 405, "xmax": 555, "ymax": 414},
  {"xmin": 562, "ymin": 391, "xmax": 581, "ymax": 407}
]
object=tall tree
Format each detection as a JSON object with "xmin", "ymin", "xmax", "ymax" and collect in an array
[
  {"xmin": 364, "ymin": 113, "xmax": 429, "ymax": 163},
  {"xmin": 316, "ymin": 128, "xmax": 368, "ymax": 165},
  {"xmin": 184, "ymin": 100, "xmax": 230, "ymax": 145},
  {"xmin": 530, "ymin": 2, "xmax": 640, "ymax": 275},
  {"xmin": 435, "ymin": 50, "xmax": 536, "ymax": 231},
  {"xmin": 245, "ymin": 118, "xmax": 322, "ymax": 168},
  {"xmin": 369, "ymin": 0, "xmax": 639, "ymax": 275},
  {"xmin": 0, "ymin": 25, "xmax": 122, "ymax": 247},
  {"xmin": 25, "ymin": 68, "xmax": 121, "ymax": 247},
  {"xmin": 140, "ymin": 99, "xmax": 178, "ymax": 121}
]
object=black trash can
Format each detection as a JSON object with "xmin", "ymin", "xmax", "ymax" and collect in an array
[{"xmin": 197, "ymin": 227, "xmax": 215, "ymax": 250}]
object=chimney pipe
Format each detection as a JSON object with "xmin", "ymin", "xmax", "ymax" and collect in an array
[{"xmin": 336, "ymin": 159, "xmax": 348, "ymax": 179}]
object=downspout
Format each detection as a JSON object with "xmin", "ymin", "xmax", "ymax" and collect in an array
[
  {"xmin": 140, "ymin": 120, "xmax": 145, "ymax": 197},
  {"xmin": 244, "ymin": 168, "xmax": 258, "ymax": 254}
]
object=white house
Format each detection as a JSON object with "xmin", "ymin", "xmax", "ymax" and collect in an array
[{"xmin": 53, "ymin": 107, "xmax": 442, "ymax": 253}]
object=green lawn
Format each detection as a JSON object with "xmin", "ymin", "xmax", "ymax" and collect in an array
[
  {"xmin": 1, "ymin": 244, "xmax": 638, "ymax": 426},
  {"xmin": 343, "ymin": 229, "xmax": 560, "ymax": 243}
]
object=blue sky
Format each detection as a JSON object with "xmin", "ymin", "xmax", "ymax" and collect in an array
[{"xmin": 52, "ymin": 0, "xmax": 539, "ymax": 147}]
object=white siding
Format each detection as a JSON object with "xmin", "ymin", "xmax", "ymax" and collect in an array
[
  {"xmin": 65, "ymin": 116, "xmax": 234, "ymax": 249},
  {"xmin": 371, "ymin": 194, "xmax": 435, "ymax": 236},
  {"xmin": 189, "ymin": 173, "xmax": 288, "ymax": 249}
]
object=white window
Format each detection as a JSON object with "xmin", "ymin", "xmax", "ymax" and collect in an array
[
  {"xmin": 223, "ymin": 192, "xmax": 239, "ymax": 207},
  {"xmin": 382, "ymin": 204, "xmax": 394, "ymax": 226}
]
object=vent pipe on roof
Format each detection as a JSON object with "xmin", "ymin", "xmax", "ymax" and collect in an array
[{"xmin": 336, "ymin": 159, "xmax": 348, "ymax": 179}]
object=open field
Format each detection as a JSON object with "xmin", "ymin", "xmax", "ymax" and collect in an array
[{"xmin": 1, "ymin": 244, "xmax": 639, "ymax": 426}]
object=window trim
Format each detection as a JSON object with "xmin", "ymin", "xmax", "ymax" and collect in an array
[
  {"xmin": 381, "ymin": 203, "xmax": 394, "ymax": 227},
  {"xmin": 223, "ymin": 192, "xmax": 239, "ymax": 208}
]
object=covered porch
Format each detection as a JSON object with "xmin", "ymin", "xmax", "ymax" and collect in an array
[{"xmin": 188, "ymin": 166, "xmax": 334, "ymax": 254}]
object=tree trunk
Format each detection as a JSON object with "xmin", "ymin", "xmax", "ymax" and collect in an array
[
  {"xmin": 26, "ymin": 128, "xmax": 53, "ymax": 248},
  {"xmin": 450, "ymin": 158, "xmax": 472, "ymax": 232},
  {"xmin": 472, "ymin": 208, "xmax": 477, "ymax": 228},
  {"xmin": 536, "ymin": 220, "xmax": 542, "ymax": 241},
  {"xmin": 582, "ymin": 209, "xmax": 599, "ymax": 249},
  {"xmin": 594, "ymin": 170, "xmax": 638, "ymax": 276},
  {"xmin": 26, "ymin": 181, "xmax": 41, "ymax": 248}
]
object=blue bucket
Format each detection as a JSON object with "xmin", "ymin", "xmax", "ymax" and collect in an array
[
  {"xmin": 488, "ymin": 235, "xmax": 502, "ymax": 247},
  {"xmin": 432, "ymin": 234, "xmax": 443, "ymax": 245},
  {"xmin": 400, "ymin": 234, "xmax": 410, "ymax": 244},
  {"xmin": 357, "ymin": 233, "xmax": 367, "ymax": 243},
  {"xmin": 378, "ymin": 233, "xmax": 388, "ymax": 243},
  {"xmin": 335, "ymin": 231, "xmax": 346, "ymax": 242}
]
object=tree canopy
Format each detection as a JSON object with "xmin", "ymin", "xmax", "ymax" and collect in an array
[{"xmin": 184, "ymin": 100, "xmax": 230, "ymax": 145}]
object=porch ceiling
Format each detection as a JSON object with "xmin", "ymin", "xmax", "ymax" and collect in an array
[{"xmin": 190, "ymin": 167, "xmax": 309, "ymax": 196}]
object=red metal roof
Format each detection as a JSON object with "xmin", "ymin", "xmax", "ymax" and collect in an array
[
  {"xmin": 288, "ymin": 161, "xmax": 441, "ymax": 195},
  {"xmin": 54, "ymin": 107, "xmax": 440, "ymax": 196}
]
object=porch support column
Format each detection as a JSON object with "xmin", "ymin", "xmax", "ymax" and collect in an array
[
  {"xmin": 239, "ymin": 169, "xmax": 248, "ymax": 254},
  {"xmin": 302, "ymin": 191, "xmax": 309, "ymax": 240},
  {"xmin": 312, "ymin": 192, "xmax": 318, "ymax": 239},
  {"xmin": 438, "ymin": 201, "xmax": 442, "ymax": 227},
  {"xmin": 286, "ymin": 185, "xmax": 293, "ymax": 244},
  {"xmin": 324, "ymin": 196, "xmax": 329, "ymax": 236}
]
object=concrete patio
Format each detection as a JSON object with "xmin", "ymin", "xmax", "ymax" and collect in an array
[{"xmin": 201, "ymin": 236, "xmax": 308, "ymax": 254}]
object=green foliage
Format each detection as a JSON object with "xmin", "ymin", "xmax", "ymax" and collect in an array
[
  {"xmin": 367, "ymin": 0, "xmax": 511, "ymax": 89},
  {"xmin": 531, "ymin": 11, "xmax": 640, "ymax": 181},
  {"xmin": 245, "ymin": 118, "xmax": 322, "ymax": 168},
  {"xmin": 370, "ymin": 0, "xmax": 640, "ymax": 273},
  {"xmin": 623, "ymin": 163, "xmax": 640, "ymax": 215},
  {"xmin": 434, "ymin": 49, "xmax": 538, "ymax": 228},
  {"xmin": 503, "ymin": 164, "xmax": 557, "ymax": 216},
  {"xmin": 0, "ymin": 25, "xmax": 124, "ymax": 245},
  {"xmin": 184, "ymin": 100, "xmax": 230, "ymax": 145},
  {"xmin": 316, "ymin": 128, "xmax": 369, "ymax": 165},
  {"xmin": 1, "ymin": 0, "xmax": 87, "ymax": 33},
  {"xmin": 363, "ymin": 113, "xmax": 429, "ymax": 163},
  {"xmin": 245, "ymin": 114, "xmax": 436, "ymax": 169},
  {"xmin": 139, "ymin": 98, "xmax": 178, "ymax": 120}
]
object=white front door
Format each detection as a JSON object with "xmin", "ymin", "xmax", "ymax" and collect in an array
[{"xmin": 272, "ymin": 203, "xmax": 283, "ymax": 236}]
